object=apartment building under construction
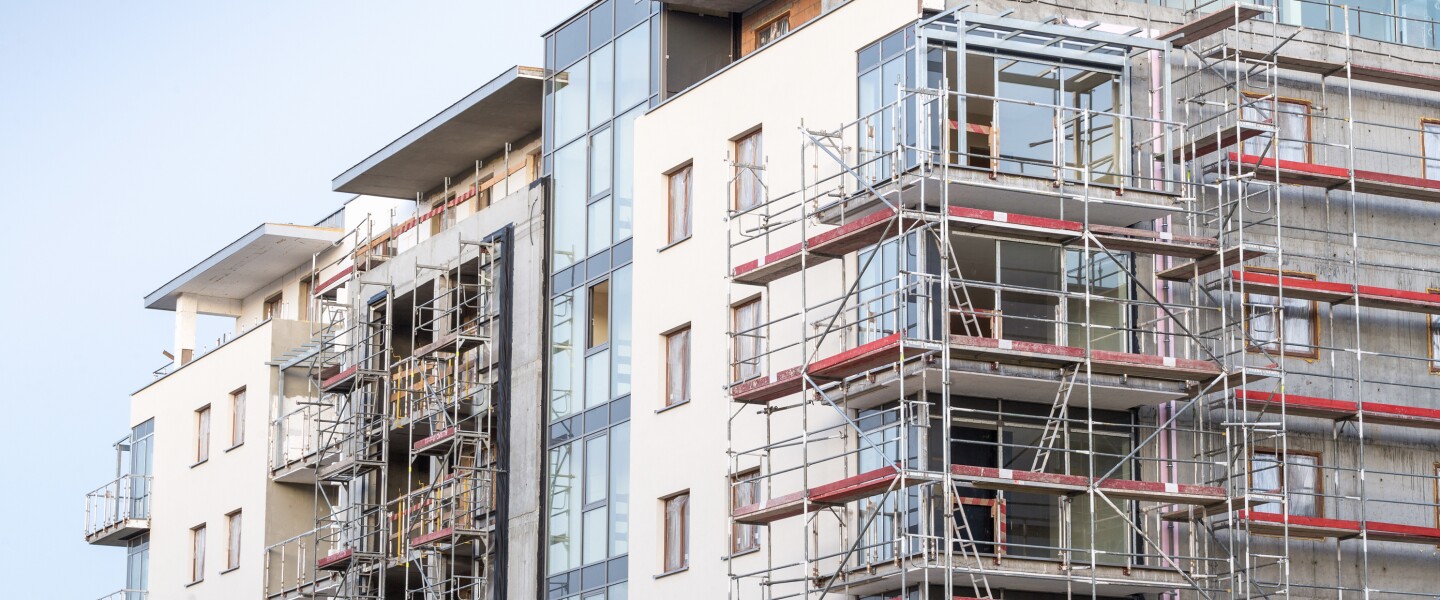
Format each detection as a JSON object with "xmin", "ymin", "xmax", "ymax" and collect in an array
[{"xmin": 85, "ymin": 0, "xmax": 1440, "ymax": 599}]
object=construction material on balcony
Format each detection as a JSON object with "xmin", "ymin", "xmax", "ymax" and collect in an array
[
  {"xmin": 1226, "ymin": 153, "xmax": 1440, "ymax": 203},
  {"xmin": 1234, "ymin": 389, "xmax": 1440, "ymax": 430},
  {"xmin": 1229, "ymin": 269, "xmax": 1440, "ymax": 314}
]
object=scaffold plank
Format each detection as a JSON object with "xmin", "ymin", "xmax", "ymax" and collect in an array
[
  {"xmin": 1219, "ymin": 510, "xmax": 1440, "ymax": 545},
  {"xmin": 1170, "ymin": 122, "xmax": 1270, "ymax": 161},
  {"xmin": 1230, "ymin": 269, "xmax": 1440, "ymax": 314},
  {"xmin": 1228, "ymin": 153, "xmax": 1440, "ymax": 203},
  {"xmin": 732, "ymin": 206, "xmax": 1224, "ymax": 285},
  {"xmin": 1157, "ymin": 244, "xmax": 1269, "ymax": 281},
  {"xmin": 1238, "ymin": 52, "xmax": 1440, "ymax": 93},
  {"xmin": 1236, "ymin": 389, "xmax": 1440, "ymax": 429},
  {"xmin": 1161, "ymin": 4, "xmax": 1265, "ymax": 48}
]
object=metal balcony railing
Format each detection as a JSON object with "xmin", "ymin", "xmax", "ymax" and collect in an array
[
  {"xmin": 97, "ymin": 590, "xmax": 147, "ymax": 600},
  {"xmin": 84, "ymin": 474, "xmax": 151, "ymax": 538}
]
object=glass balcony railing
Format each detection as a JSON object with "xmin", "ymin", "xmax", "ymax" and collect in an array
[{"xmin": 84, "ymin": 474, "xmax": 151, "ymax": 539}]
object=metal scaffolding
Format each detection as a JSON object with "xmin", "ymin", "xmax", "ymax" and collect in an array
[
  {"xmin": 724, "ymin": 4, "xmax": 1440, "ymax": 600},
  {"xmin": 264, "ymin": 189, "xmax": 510, "ymax": 600}
]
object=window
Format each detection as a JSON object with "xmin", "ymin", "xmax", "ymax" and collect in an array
[
  {"xmin": 1424, "ymin": 120, "xmax": 1440, "ymax": 179},
  {"xmin": 262, "ymin": 293, "xmax": 282, "ymax": 320},
  {"xmin": 1243, "ymin": 94, "xmax": 1311, "ymax": 162},
  {"xmin": 731, "ymin": 470, "xmax": 761, "ymax": 554},
  {"xmin": 589, "ymin": 280, "xmax": 610, "ymax": 348},
  {"xmin": 190, "ymin": 524, "xmax": 206, "ymax": 583},
  {"xmin": 225, "ymin": 510, "xmax": 242, "ymax": 570},
  {"xmin": 195, "ymin": 405, "xmax": 211, "ymax": 464},
  {"xmin": 230, "ymin": 388, "xmax": 246, "ymax": 447},
  {"xmin": 665, "ymin": 327, "xmax": 691, "ymax": 407},
  {"xmin": 755, "ymin": 13, "xmax": 790, "ymax": 47},
  {"xmin": 732, "ymin": 298, "xmax": 762, "ymax": 382},
  {"xmin": 663, "ymin": 491, "xmax": 690, "ymax": 572},
  {"xmin": 1431, "ymin": 288, "xmax": 1440, "ymax": 373},
  {"xmin": 1245, "ymin": 268, "xmax": 1320, "ymax": 359},
  {"xmin": 734, "ymin": 130, "xmax": 764, "ymax": 211},
  {"xmin": 298, "ymin": 278, "xmax": 311, "ymax": 321},
  {"xmin": 668, "ymin": 163, "xmax": 693, "ymax": 244},
  {"xmin": 1251, "ymin": 448, "xmax": 1322, "ymax": 517}
]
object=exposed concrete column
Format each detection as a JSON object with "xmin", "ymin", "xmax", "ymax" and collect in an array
[{"xmin": 175, "ymin": 294, "xmax": 198, "ymax": 366}]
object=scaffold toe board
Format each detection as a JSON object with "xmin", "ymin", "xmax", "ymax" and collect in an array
[
  {"xmin": 1236, "ymin": 389, "xmax": 1440, "ymax": 429},
  {"xmin": 948, "ymin": 464, "xmax": 1226, "ymax": 505},
  {"xmin": 316, "ymin": 548, "xmax": 354, "ymax": 571},
  {"xmin": 733, "ymin": 466, "xmax": 924, "ymax": 525},
  {"xmin": 1226, "ymin": 153, "xmax": 1440, "ymax": 202},
  {"xmin": 949, "ymin": 335, "xmax": 1222, "ymax": 381},
  {"xmin": 728, "ymin": 334, "xmax": 908, "ymax": 404},
  {"xmin": 732, "ymin": 209, "xmax": 911, "ymax": 285},
  {"xmin": 1237, "ymin": 51, "xmax": 1440, "ymax": 92},
  {"xmin": 1229, "ymin": 269, "xmax": 1440, "ymax": 314},
  {"xmin": 319, "ymin": 365, "xmax": 359, "ymax": 392},
  {"xmin": 1233, "ymin": 511, "xmax": 1440, "ymax": 545}
]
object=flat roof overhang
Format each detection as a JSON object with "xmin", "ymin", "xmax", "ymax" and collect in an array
[
  {"xmin": 331, "ymin": 66, "xmax": 545, "ymax": 200},
  {"xmin": 144, "ymin": 223, "xmax": 344, "ymax": 311},
  {"xmin": 666, "ymin": 0, "xmax": 767, "ymax": 13}
]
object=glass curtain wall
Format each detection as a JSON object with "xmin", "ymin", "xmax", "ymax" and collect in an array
[{"xmin": 544, "ymin": 2, "xmax": 658, "ymax": 599}]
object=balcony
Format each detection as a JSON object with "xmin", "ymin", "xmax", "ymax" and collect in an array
[
  {"xmin": 264, "ymin": 528, "xmax": 340, "ymax": 600},
  {"xmin": 270, "ymin": 404, "xmax": 319, "ymax": 484},
  {"xmin": 84, "ymin": 474, "xmax": 150, "ymax": 546}
]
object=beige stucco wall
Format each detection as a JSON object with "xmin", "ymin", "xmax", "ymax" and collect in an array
[
  {"xmin": 629, "ymin": 0, "xmax": 920, "ymax": 597},
  {"xmin": 130, "ymin": 317, "xmax": 314, "ymax": 599}
]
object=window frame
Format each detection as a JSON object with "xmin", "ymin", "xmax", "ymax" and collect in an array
[
  {"xmin": 666, "ymin": 161, "xmax": 694, "ymax": 245},
  {"xmin": 190, "ymin": 523, "xmax": 207, "ymax": 584},
  {"xmin": 731, "ymin": 296, "xmax": 763, "ymax": 384},
  {"xmin": 755, "ymin": 12, "xmax": 791, "ymax": 48},
  {"xmin": 664, "ymin": 325, "xmax": 692, "ymax": 408},
  {"xmin": 1241, "ymin": 92, "xmax": 1314, "ymax": 163},
  {"xmin": 1429, "ymin": 288, "xmax": 1440, "ymax": 373},
  {"xmin": 229, "ymin": 387, "xmax": 246, "ymax": 448},
  {"xmin": 262, "ymin": 292, "xmax": 283, "ymax": 321},
  {"xmin": 194, "ymin": 405, "xmax": 212, "ymax": 465},
  {"xmin": 1248, "ymin": 447, "xmax": 1324, "ymax": 518},
  {"xmin": 730, "ymin": 469, "xmax": 762, "ymax": 555},
  {"xmin": 1424, "ymin": 118, "xmax": 1440, "ymax": 179},
  {"xmin": 661, "ymin": 490, "xmax": 691, "ymax": 573},
  {"xmin": 225, "ymin": 510, "xmax": 242, "ymax": 571},
  {"xmin": 733, "ymin": 128, "xmax": 764, "ymax": 212},
  {"xmin": 1243, "ymin": 267, "xmax": 1321, "ymax": 360}
]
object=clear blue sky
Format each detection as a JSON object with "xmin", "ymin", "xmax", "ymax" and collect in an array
[{"xmin": 0, "ymin": 2, "xmax": 585, "ymax": 596}]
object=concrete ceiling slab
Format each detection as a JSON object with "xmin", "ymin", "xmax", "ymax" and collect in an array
[
  {"xmin": 332, "ymin": 66, "xmax": 545, "ymax": 200},
  {"xmin": 144, "ymin": 223, "xmax": 343, "ymax": 311}
]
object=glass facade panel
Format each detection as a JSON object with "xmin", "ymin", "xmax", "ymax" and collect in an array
[
  {"xmin": 554, "ymin": 141, "xmax": 587, "ymax": 270},
  {"xmin": 551, "ymin": 289, "xmax": 586, "ymax": 421},
  {"xmin": 611, "ymin": 266, "xmax": 632, "ymax": 398},
  {"xmin": 548, "ymin": 440, "xmax": 583, "ymax": 574},
  {"xmin": 612, "ymin": 107, "xmax": 641, "ymax": 242},
  {"xmin": 545, "ymin": 3, "xmax": 652, "ymax": 590},
  {"xmin": 609, "ymin": 421, "xmax": 630, "ymax": 556},
  {"xmin": 555, "ymin": 58, "xmax": 589, "ymax": 146},
  {"xmin": 615, "ymin": 21, "xmax": 649, "ymax": 112}
]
